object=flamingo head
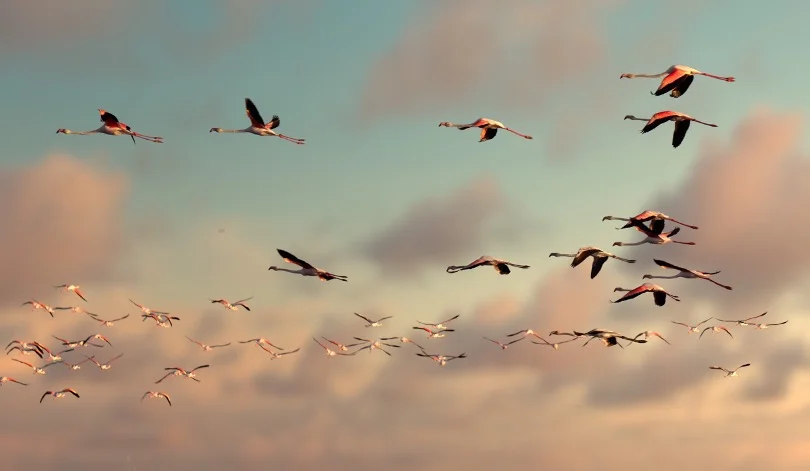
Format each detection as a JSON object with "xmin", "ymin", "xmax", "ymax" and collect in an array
[
  {"xmin": 268, "ymin": 266, "xmax": 278, "ymax": 271},
  {"xmin": 438, "ymin": 122, "xmax": 451, "ymax": 127},
  {"xmin": 619, "ymin": 73, "xmax": 634, "ymax": 79},
  {"xmin": 642, "ymin": 274, "xmax": 653, "ymax": 279},
  {"xmin": 56, "ymin": 128, "xmax": 66, "ymax": 134},
  {"xmin": 209, "ymin": 127, "xmax": 222, "ymax": 133},
  {"xmin": 612, "ymin": 242, "xmax": 623, "ymax": 246}
]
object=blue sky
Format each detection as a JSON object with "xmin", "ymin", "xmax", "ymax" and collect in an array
[{"xmin": 2, "ymin": 1, "xmax": 810, "ymax": 469}]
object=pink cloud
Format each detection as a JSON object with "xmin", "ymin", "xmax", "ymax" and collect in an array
[
  {"xmin": 0, "ymin": 154, "xmax": 129, "ymax": 307},
  {"xmin": 357, "ymin": 0, "xmax": 626, "ymax": 121}
]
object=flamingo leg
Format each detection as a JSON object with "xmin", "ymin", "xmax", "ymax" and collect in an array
[
  {"xmin": 277, "ymin": 134, "xmax": 306, "ymax": 144},
  {"xmin": 505, "ymin": 128, "xmax": 533, "ymax": 139}
]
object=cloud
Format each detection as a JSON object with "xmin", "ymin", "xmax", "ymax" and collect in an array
[
  {"xmin": 357, "ymin": 0, "xmax": 626, "ymax": 121},
  {"xmin": 0, "ymin": 154, "xmax": 129, "ymax": 307},
  {"xmin": 614, "ymin": 109, "xmax": 810, "ymax": 312},
  {"xmin": 360, "ymin": 175, "xmax": 534, "ymax": 278}
]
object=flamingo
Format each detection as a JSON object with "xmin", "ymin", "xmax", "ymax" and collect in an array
[
  {"xmin": 53, "ymin": 284, "xmax": 88, "ymax": 302},
  {"xmin": 354, "ymin": 313, "xmax": 393, "ymax": 328},
  {"xmin": 643, "ymin": 259, "xmax": 732, "ymax": 290},
  {"xmin": 750, "ymin": 320, "xmax": 789, "ymax": 330},
  {"xmin": 40, "ymin": 388, "xmax": 80, "ymax": 403},
  {"xmin": 12, "ymin": 358, "xmax": 60, "ymax": 375},
  {"xmin": 612, "ymin": 220, "xmax": 694, "ymax": 247},
  {"xmin": 5, "ymin": 345, "xmax": 43, "ymax": 359},
  {"xmin": 141, "ymin": 313, "xmax": 179, "ymax": 328},
  {"xmin": 628, "ymin": 331, "xmax": 671, "ymax": 345},
  {"xmin": 22, "ymin": 300, "xmax": 58, "ymax": 317},
  {"xmin": 620, "ymin": 65, "xmax": 735, "ymax": 98},
  {"xmin": 611, "ymin": 284, "xmax": 680, "ymax": 307},
  {"xmin": 185, "ymin": 336, "xmax": 231, "ymax": 352},
  {"xmin": 209, "ymin": 98, "xmax": 305, "ymax": 144},
  {"xmin": 53, "ymin": 306, "xmax": 96, "ymax": 315},
  {"xmin": 56, "ymin": 109, "xmax": 163, "ymax": 143},
  {"xmin": 268, "ymin": 249, "xmax": 348, "ymax": 282},
  {"xmin": 671, "ymin": 318, "xmax": 714, "ymax": 334},
  {"xmin": 142, "ymin": 391, "xmax": 172, "ymax": 406},
  {"xmin": 129, "ymin": 299, "xmax": 170, "ymax": 316},
  {"xmin": 446, "ymin": 256, "xmax": 530, "ymax": 275},
  {"xmin": 624, "ymin": 111, "xmax": 718, "ymax": 148},
  {"xmin": 87, "ymin": 313, "xmax": 130, "ymax": 327},
  {"xmin": 709, "ymin": 363, "xmax": 750, "ymax": 378},
  {"xmin": 320, "ymin": 337, "xmax": 365, "ymax": 352},
  {"xmin": 574, "ymin": 329, "xmax": 647, "ymax": 348},
  {"xmin": 380, "ymin": 336, "xmax": 425, "ymax": 350},
  {"xmin": 258, "ymin": 345, "xmax": 301, "ymax": 359},
  {"xmin": 548, "ymin": 246, "xmax": 636, "ymax": 279},
  {"xmin": 715, "ymin": 312, "xmax": 767, "ymax": 327},
  {"xmin": 530, "ymin": 337, "xmax": 579, "ymax": 350},
  {"xmin": 483, "ymin": 336, "xmax": 524, "ymax": 350},
  {"xmin": 416, "ymin": 314, "xmax": 460, "ymax": 331},
  {"xmin": 0, "ymin": 377, "xmax": 27, "ymax": 386},
  {"xmin": 60, "ymin": 356, "xmax": 96, "ymax": 371},
  {"xmin": 438, "ymin": 118, "xmax": 533, "ymax": 142},
  {"xmin": 312, "ymin": 338, "xmax": 356, "ymax": 357},
  {"xmin": 602, "ymin": 210, "xmax": 698, "ymax": 230},
  {"xmin": 700, "ymin": 325, "xmax": 733, "ymax": 339},
  {"xmin": 416, "ymin": 352, "xmax": 467, "ymax": 367},
  {"xmin": 353, "ymin": 338, "xmax": 401, "ymax": 356},
  {"xmin": 30, "ymin": 342, "xmax": 74, "ymax": 362},
  {"xmin": 156, "ymin": 365, "xmax": 209, "ymax": 384},
  {"xmin": 210, "ymin": 297, "xmax": 253, "ymax": 311},
  {"xmin": 506, "ymin": 329, "xmax": 542, "ymax": 339},
  {"xmin": 85, "ymin": 353, "xmax": 124, "ymax": 371},
  {"xmin": 238, "ymin": 338, "xmax": 284, "ymax": 351},
  {"xmin": 412, "ymin": 326, "xmax": 454, "ymax": 339}
]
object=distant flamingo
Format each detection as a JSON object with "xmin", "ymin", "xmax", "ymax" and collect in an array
[
  {"xmin": 613, "ymin": 220, "xmax": 694, "ymax": 247},
  {"xmin": 620, "ymin": 65, "xmax": 735, "ymax": 98},
  {"xmin": 56, "ymin": 109, "xmax": 163, "ymax": 143},
  {"xmin": 209, "ymin": 98, "xmax": 305, "ymax": 144},
  {"xmin": 548, "ymin": 246, "xmax": 635, "ymax": 279},
  {"xmin": 446, "ymin": 256, "xmax": 530, "ymax": 275},
  {"xmin": 54, "ymin": 284, "xmax": 87, "ymax": 302},
  {"xmin": 643, "ymin": 259, "xmax": 732, "ymax": 290},
  {"xmin": 40, "ymin": 388, "xmax": 80, "ymax": 403},
  {"xmin": 624, "ymin": 111, "xmax": 717, "ymax": 148},
  {"xmin": 269, "ymin": 249, "xmax": 347, "ymax": 282},
  {"xmin": 602, "ymin": 210, "xmax": 698, "ymax": 230},
  {"xmin": 438, "ymin": 118, "xmax": 533, "ymax": 142},
  {"xmin": 611, "ymin": 284, "xmax": 680, "ymax": 307}
]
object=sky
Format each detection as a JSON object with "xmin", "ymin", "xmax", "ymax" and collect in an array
[{"xmin": 1, "ymin": 0, "xmax": 810, "ymax": 469}]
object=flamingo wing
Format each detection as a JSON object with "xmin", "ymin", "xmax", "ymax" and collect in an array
[
  {"xmin": 652, "ymin": 290, "xmax": 670, "ymax": 306},
  {"xmin": 671, "ymin": 120, "xmax": 691, "ymax": 148},
  {"xmin": 590, "ymin": 256, "xmax": 609, "ymax": 279},
  {"xmin": 669, "ymin": 74, "xmax": 695, "ymax": 98},
  {"xmin": 612, "ymin": 285, "xmax": 650, "ymax": 303},
  {"xmin": 654, "ymin": 70, "xmax": 691, "ymax": 97},
  {"xmin": 640, "ymin": 116, "xmax": 672, "ymax": 134},
  {"xmin": 480, "ymin": 127, "xmax": 497, "ymax": 141},
  {"xmin": 244, "ymin": 98, "xmax": 265, "ymax": 127},
  {"xmin": 276, "ymin": 249, "xmax": 314, "ymax": 269},
  {"xmin": 653, "ymin": 259, "xmax": 689, "ymax": 272},
  {"xmin": 267, "ymin": 115, "xmax": 281, "ymax": 129},
  {"xmin": 99, "ymin": 109, "xmax": 120, "ymax": 126},
  {"xmin": 439, "ymin": 314, "xmax": 460, "ymax": 324},
  {"xmin": 571, "ymin": 248, "xmax": 601, "ymax": 268}
]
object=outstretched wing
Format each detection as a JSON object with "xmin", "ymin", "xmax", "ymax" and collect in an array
[
  {"xmin": 590, "ymin": 256, "xmax": 609, "ymax": 279},
  {"xmin": 672, "ymin": 120, "xmax": 691, "ymax": 148},
  {"xmin": 245, "ymin": 98, "xmax": 265, "ymax": 127},
  {"xmin": 267, "ymin": 115, "xmax": 280, "ymax": 129},
  {"xmin": 653, "ymin": 259, "xmax": 689, "ymax": 272},
  {"xmin": 354, "ymin": 313, "xmax": 373, "ymax": 323},
  {"xmin": 99, "ymin": 109, "xmax": 120, "ymax": 126},
  {"xmin": 440, "ymin": 314, "xmax": 460, "ymax": 324},
  {"xmin": 276, "ymin": 249, "xmax": 314, "ymax": 269}
]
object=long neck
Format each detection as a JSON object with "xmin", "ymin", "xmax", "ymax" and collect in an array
[
  {"xmin": 214, "ymin": 128, "xmax": 249, "ymax": 133},
  {"xmin": 617, "ymin": 241, "xmax": 646, "ymax": 246},
  {"xmin": 64, "ymin": 128, "xmax": 101, "ymax": 135},
  {"xmin": 604, "ymin": 216, "xmax": 630, "ymax": 222},
  {"xmin": 275, "ymin": 267, "xmax": 304, "ymax": 274},
  {"xmin": 644, "ymin": 274, "xmax": 679, "ymax": 279},
  {"xmin": 550, "ymin": 253, "xmax": 575, "ymax": 258},
  {"xmin": 629, "ymin": 72, "xmax": 666, "ymax": 78}
]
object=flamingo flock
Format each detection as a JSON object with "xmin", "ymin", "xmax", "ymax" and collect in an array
[{"xmin": 3, "ymin": 62, "xmax": 779, "ymax": 410}]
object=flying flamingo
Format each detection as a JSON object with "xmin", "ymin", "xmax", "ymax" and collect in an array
[
  {"xmin": 87, "ymin": 313, "xmax": 130, "ymax": 327},
  {"xmin": 5, "ymin": 345, "xmax": 43, "ymax": 359},
  {"xmin": 412, "ymin": 327, "xmax": 454, "ymax": 339},
  {"xmin": 40, "ymin": 388, "xmax": 80, "ymax": 403},
  {"xmin": 209, "ymin": 98, "xmax": 305, "ymax": 144},
  {"xmin": 54, "ymin": 284, "xmax": 87, "ymax": 302},
  {"xmin": 185, "ymin": 336, "xmax": 231, "ymax": 352},
  {"xmin": 548, "ymin": 246, "xmax": 635, "ymax": 279},
  {"xmin": 506, "ymin": 329, "xmax": 542, "ymax": 339},
  {"xmin": 30, "ymin": 342, "xmax": 74, "ymax": 362},
  {"xmin": 312, "ymin": 338, "xmax": 356, "ymax": 357},
  {"xmin": 750, "ymin": 320, "xmax": 789, "ymax": 330},
  {"xmin": 416, "ymin": 352, "xmax": 467, "ymax": 367},
  {"xmin": 85, "ymin": 353, "xmax": 124, "ymax": 370},
  {"xmin": 446, "ymin": 256, "xmax": 530, "ymax": 275},
  {"xmin": 53, "ymin": 306, "xmax": 96, "ymax": 316},
  {"xmin": 155, "ymin": 365, "xmax": 210, "ymax": 384},
  {"xmin": 210, "ymin": 297, "xmax": 253, "ymax": 311},
  {"xmin": 129, "ymin": 299, "xmax": 170, "ymax": 316},
  {"xmin": 22, "ymin": 300, "xmax": 58, "ymax": 317},
  {"xmin": 320, "ymin": 337, "xmax": 364, "ymax": 351},
  {"xmin": 700, "ymin": 325, "xmax": 733, "ymax": 339},
  {"xmin": 60, "ymin": 357, "xmax": 96, "ymax": 371},
  {"xmin": 643, "ymin": 259, "xmax": 732, "ymax": 290},
  {"xmin": 56, "ymin": 109, "xmax": 163, "ymax": 143},
  {"xmin": 238, "ymin": 338, "xmax": 284, "ymax": 351},
  {"xmin": 715, "ymin": 312, "xmax": 767, "ymax": 327},
  {"xmin": 612, "ymin": 221, "xmax": 695, "ymax": 247},
  {"xmin": 258, "ymin": 345, "xmax": 301, "ymax": 359},
  {"xmin": 628, "ymin": 331, "xmax": 671, "ymax": 345},
  {"xmin": 353, "ymin": 338, "xmax": 401, "ymax": 356},
  {"xmin": 620, "ymin": 65, "xmax": 735, "ymax": 98},
  {"xmin": 670, "ymin": 317, "xmax": 714, "ymax": 334},
  {"xmin": 416, "ymin": 314, "xmax": 460, "ymax": 331},
  {"xmin": 483, "ymin": 336, "xmax": 524, "ymax": 350},
  {"xmin": 574, "ymin": 329, "xmax": 647, "ymax": 348},
  {"xmin": 354, "ymin": 313, "xmax": 393, "ymax": 328},
  {"xmin": 624, "ymin": 111, "xmax": 718, "ymax": 148},
  {"xmin": 0, "ymin": 377, "xmax": 27, "ymax": 386},
  {"xmin": 602, "ymin": 210, "xmax": 699, "ymax": 230},
  {"xmin": 438, "ymin": 118, "xmax": 533, "ymax": 142},
  {"xmin": 142, "ymin": 391, "xmax": 172, "ymax": 406},
  {"xmin": 611, "ymin": 284, "xmax": 680, "ymax": 307},
  {"xmin": 12, "ymin": 358, "xmax": 60, "ymax": 375},
  {"xmin": 268, "ymin": 249, "xmax": 348, "ymax": 282},
  {"xmin": 709, "ymin": 363, "xmax": 750, "ymax": 378},
  {"xmin": 380, "ymin": 336, "xmax": 425, "ymax": 350}
]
